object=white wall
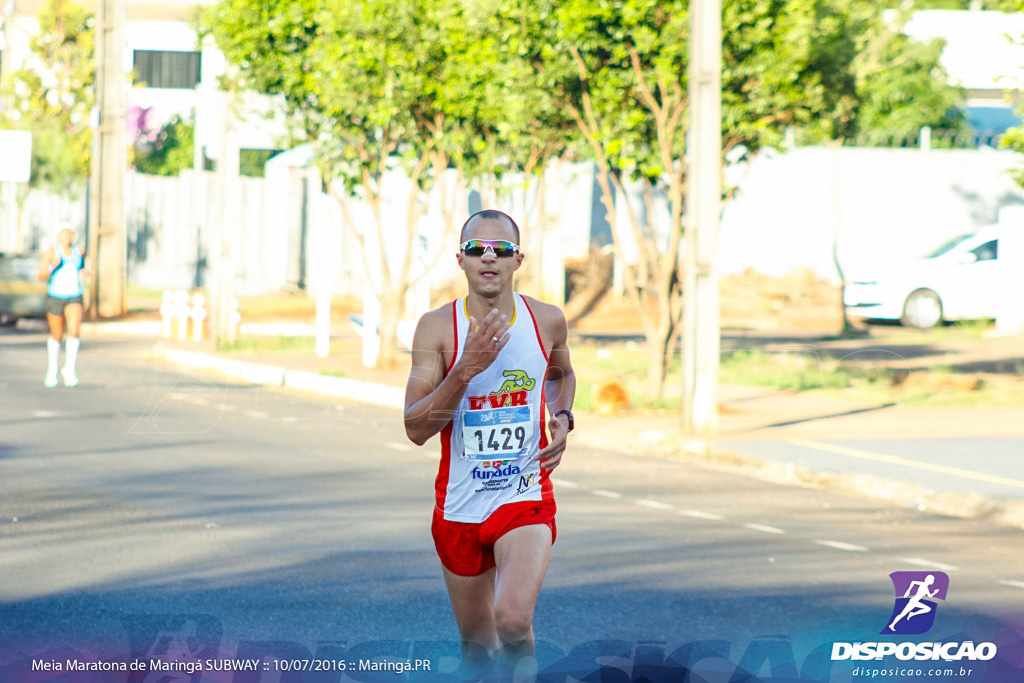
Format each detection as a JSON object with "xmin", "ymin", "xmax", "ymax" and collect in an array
[{"xmin": 719, "ymin": 146, "xmax": 1024, "ymax": 282}]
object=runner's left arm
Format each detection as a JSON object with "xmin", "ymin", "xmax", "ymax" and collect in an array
[{"xmin": 538, "ymin": 306, "xmax": 575, "ymax": 471}]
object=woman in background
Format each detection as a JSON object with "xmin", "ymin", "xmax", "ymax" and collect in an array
[{"xmin": 37, "ymin": 221, "xmax": 88, "ymax": 388}]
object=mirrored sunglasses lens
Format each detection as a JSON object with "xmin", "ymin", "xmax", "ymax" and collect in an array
[{"xmin": 462, "ymin": 240, "xmax": 517, "ymax": 257}]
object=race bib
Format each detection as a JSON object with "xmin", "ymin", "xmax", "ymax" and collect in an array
[{"xmin": 461, "ymin": 405, "xmax": 534, "ymax": 460}]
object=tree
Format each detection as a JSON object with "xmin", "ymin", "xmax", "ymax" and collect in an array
[
  {"xmin": 201, "ymin": 0, "xmax": 522, "ymax": 367},
  {"xmin": 1, "ymin": 0, "xmax": 94, "ymax": 196},
  {"xmin": 500, "ymin": 0, "xmax": 965, "ymax": 399},
  {"xmin": 132, "ymin": 113, "xmax": 195, "ymax": 176},
  {"xmin": 1003, "ymin": 0, "xmax": 1024, "ymax": 187}
]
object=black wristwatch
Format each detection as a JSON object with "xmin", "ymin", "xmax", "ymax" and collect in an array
[{"xmin": 554, "ymin": 409, "xmax": 574, "ymax": 432}]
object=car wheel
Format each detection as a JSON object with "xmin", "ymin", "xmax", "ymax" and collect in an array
[{"xmin": 901, "ymin": 289, "xmax": 943, "ymax": 329}]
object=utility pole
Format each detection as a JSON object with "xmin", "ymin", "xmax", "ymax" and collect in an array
[
  {"xmin": 212, "ymin": 90, "xmax": 240, "ymax": 346},
  {"xmin": 88, "ymin": 0, "xmax": 127, "ymax": 318},
  {"xmin": 681, "ymin": 0, "xmax": 722, "ymax": 435}
]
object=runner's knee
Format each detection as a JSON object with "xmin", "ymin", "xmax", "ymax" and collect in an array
[{"xmin": 493, "ymin": 605, "xmax": 532, "ymax": 644}]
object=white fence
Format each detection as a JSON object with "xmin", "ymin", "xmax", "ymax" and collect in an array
[{"xmin": 2, "ymin": 145, "xmax": 1023, "ymax": 299}]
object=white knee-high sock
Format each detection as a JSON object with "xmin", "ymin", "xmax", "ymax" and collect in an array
[
  {"xmin": 64, "ymin": 337, "xmax": 80, "ymax": 371},
  {"xmin": 47, "ymin": 338, "xmax": 61, "ymax": 374}
]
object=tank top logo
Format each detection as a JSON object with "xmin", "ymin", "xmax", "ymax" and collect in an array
[
  {"xmin": 461, "ymin": 369, "xmax": 538, "ymax": 461},
  {"xmin": 466, "ymin": 369, "xmax": 537, "ymax": 410}
]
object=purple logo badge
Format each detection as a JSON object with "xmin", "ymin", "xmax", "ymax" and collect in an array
[{"xmin": 881, "ymin": 571, "xmax": 950, "ymax": 635}]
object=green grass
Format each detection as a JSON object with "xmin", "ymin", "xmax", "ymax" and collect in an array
[
  {"xmin": 719, "ymin": 349, "xmax": 860, "ymax": 391},
  {"xmin": 217, "ymin": 335, "xmax": 318, "ymax": 354},
  {"xmin": 572, "ymin": 341, "xmax": 1023, "ymax": 412},
  {"xmin": 205, "ymin": 329, "xmax": 1022, "ymax": 411},
  {"xmin": 869, "ymin": 319, "xmax": 994, "ymax": 343}
]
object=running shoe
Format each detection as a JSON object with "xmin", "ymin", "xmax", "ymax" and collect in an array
[
  {"xmin": 44, "ymin": 371, "xmax": 59, "ymax": 388},
  {"xmin": 62, "ymin": 367, "xmax": 79, "ymax": 388}
]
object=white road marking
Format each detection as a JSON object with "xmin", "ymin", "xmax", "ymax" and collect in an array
[
  {"xmin": 636, "ymin": 499, "xmax": 674, "ymax": 510},
  {"xmin": 385, "ymin": 442, "xmax": 416, "ymax": 452},
  {"xmin": 551, "ymin": 478, "xmax": 580, "ymax": 488},
  {"xmin": 593, "ymin": 490, "xmax": 623, "ymax": 499},
  {"xmin": 744, "ymin": 523, "xmax": 786, "ymax": 535},
  {"xmin": 31, "ymin": 410, "xmax": 62, "ymax": 418},
  {"xmin": 680, "ymin": 510, "xmax": 725, "ymax": 521},
  {"xmin": 244, "ymin": 410, "xmax": 268, "ymax": 419},
  {"xmin": 815, "ymin": 540, "xmax": 868, "ymax": 552},
  {"xmin": 998, "ymin": 580, "xmax": 1024, "ymax": 590},
  {"xmin": 902, "ymin": 558, "xmax": 958, "ymax": 571},
  {"xmin": 216, "ymin": 404, "xmax": 236, "ymax": 412}
]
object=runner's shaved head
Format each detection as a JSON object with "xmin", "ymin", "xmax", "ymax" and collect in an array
[{"xmin": 460, "ymin": 210, "xmax": 521, "ymax": 243}]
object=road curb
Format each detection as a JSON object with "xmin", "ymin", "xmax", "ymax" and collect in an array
[{"xmin": 154, "ymin": 344, "xmax": 405, "ymax": 409}]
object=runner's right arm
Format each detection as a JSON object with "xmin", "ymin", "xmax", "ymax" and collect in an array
[
  {"xmin": 404, "ymin": 307, "xmax": 510, "ymax": 446},
  {"xmin": 37, "ymin": 248, "xmax": 59, "ymax": 282}
]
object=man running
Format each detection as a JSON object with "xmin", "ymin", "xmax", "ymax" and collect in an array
[{"xmin": 404, "ymin": 210, "xmax": 576, "ymax": 679}]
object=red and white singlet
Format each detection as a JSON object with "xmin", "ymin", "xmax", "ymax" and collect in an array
[{"xmin": 436, "ymin": 293, "xmax": 553, "ymax": 523}]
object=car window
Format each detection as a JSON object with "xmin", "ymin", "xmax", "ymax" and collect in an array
[
  {"xmin": 972, "ymin": 240, "xmax": 998, "ymax": 262},
  {"xmin": 925, "ymin": 234, "xmax": 972, "ymax": 258}
]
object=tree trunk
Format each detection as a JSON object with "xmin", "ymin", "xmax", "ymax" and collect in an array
[{"xmin": 375, "ymin": 285, "xmax": 405, "ymax": 370}]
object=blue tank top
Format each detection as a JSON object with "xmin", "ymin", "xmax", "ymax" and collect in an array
[{"xmin": 48, "ymin": 247, "xmax": 84, "ymax": 298}]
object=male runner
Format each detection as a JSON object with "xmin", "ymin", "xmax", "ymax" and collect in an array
[{"xmin": 404, "ymin": 210, "xmax": 576, "ymax": 679}]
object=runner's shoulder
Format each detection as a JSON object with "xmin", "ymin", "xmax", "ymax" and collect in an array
[
  {"xmin": 521, "ymin": 294, "xmax": 567, "ymax": 329},
  {"xmin": 413, "ymin": 302, "xmax": 457, "ymax": 348}
]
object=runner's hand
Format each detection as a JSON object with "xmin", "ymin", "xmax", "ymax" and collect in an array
[
  {"xmin": 454, "ymin": 308, "xmax": 510, "ymax": 381},
  {"xmin": 536, "ymin": 414, "xmax": 569, "ymax": 472}
]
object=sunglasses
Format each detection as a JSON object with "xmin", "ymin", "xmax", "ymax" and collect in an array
[{"xmin": 459, "ymin": 239, "xmax": 520, "ymax": 257}]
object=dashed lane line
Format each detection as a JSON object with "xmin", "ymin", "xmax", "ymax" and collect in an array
[
  {"xmin": 537, "ymin": 480, "xmax": 1015, "ymax": 592},
  {"xmin": 902, "ymin": 558, "xmax": 958, "ymax": 571},
  {"xmin": 744, "ymin": 523, "xmax": 786, "ymax": 535},
  {"xmin": 636, "ymin": 499, "xmax": 674, "ymax": 511},
  {"xmin": 815, "ymin": 539, "xmax": 869, "ymax": 552},
  {"xmin": 680, "ymin": 510, "xmax": 726, "ymax": 521}
]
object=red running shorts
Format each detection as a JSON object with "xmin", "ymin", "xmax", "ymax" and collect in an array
[{"xmin": 431, "ymin": 498, "xmax": 557, "ymax": 577}]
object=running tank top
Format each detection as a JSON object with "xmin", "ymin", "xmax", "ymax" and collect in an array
[
  {"xmin": 48, "ymin": 247, "xmax": 84, "ymax": 298},
  {"xmin": 436, "ymin": 293, "xmax": 553, "ymax": 523}
]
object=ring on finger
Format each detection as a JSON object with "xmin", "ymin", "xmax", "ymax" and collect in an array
[{"xmin": 492, "ymin": 336, "xmax": 500, "ymax": 343}]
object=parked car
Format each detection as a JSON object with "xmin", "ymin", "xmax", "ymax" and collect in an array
[
  {"xmin": 0, "ymin": 252, "xmax": 48, "ymax": 324},
  {"xmin": 843, "ymin": 226, "xmax": 1000, "ymax": 329}
]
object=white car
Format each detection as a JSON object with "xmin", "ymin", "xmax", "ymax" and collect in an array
[{"xmin": 844, "ymin": 227, "xmax": 1000, "ymax": 329}]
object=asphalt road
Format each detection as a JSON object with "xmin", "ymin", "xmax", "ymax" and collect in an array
[{"xmin": 1, "ymin": 330, "xmax": 1022, "ymax": 682}]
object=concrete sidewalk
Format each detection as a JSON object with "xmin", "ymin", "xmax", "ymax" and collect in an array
[{"xmin": 79, "ymin": 318, "xmax": 1024, "ymax": 530}]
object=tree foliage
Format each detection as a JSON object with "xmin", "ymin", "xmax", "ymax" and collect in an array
[
  {"xmin": 202, "ymin": 0, "xmax": 970, "ymax": 381},
  {"xmin": 132, "ymin": 114, "xmax": 195, "ymax": 176},
  {"xmin": 498, "ymin": 0, "xmax": 965, "ymax": 397},
  {"xmin": 1, "ymin": 0, "xmax": 94, "ymax": 195},
  {"xmin": 1002, "ymin": 0, "xmax": 1024, "ymax": 187},
  {"xmin": 200, "ymin": 0, "xmax": 535, "ymax": 368}
]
